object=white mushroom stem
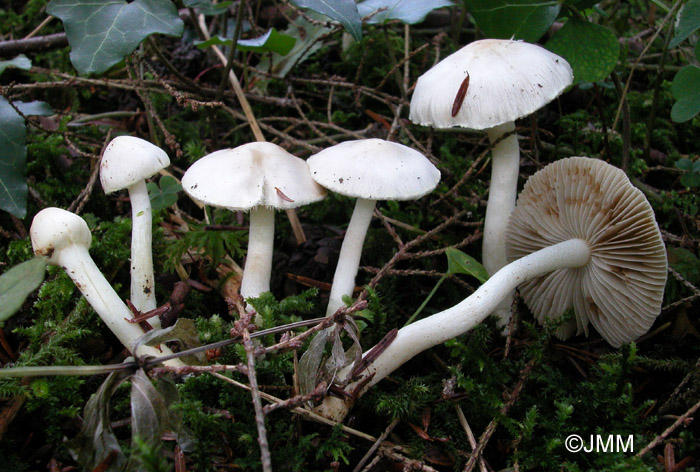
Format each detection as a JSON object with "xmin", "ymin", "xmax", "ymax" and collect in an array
[
  {"xmin": 240, "ymin": 206, "xmax": 276, "ymax": 300},
  {"xmin": 482, "ymin": 122, "xmax": 519, "ymax": 329},
  {"xmin": 483, "ymin": 122, "xmax": 519, "ymax": 276},
  {"xmin": 127, "ymin": 179, "xmax": 160, "ymax": 328},
  {"xmin": 54, "ymin": 244, "xmax": 183, "ymax": 367},
  {"xmin": 326, "ymin": 198, "xmax": 377, "ymax": 316},
  {"xmin": 316, "ymin": 238, "xmax": 591, "ymax": 421}
]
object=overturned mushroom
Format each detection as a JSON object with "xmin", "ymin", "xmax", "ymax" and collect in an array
[{"xmin": 315, "ymin": 157, "xmax": 667, "ymax": 421}]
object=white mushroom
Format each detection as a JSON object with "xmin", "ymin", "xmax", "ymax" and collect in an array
[
  {"xmin": 100, "ymin": 136, "xmax": 170, "ymax": 328},
  {"xmin": 182, "ymin": 142, "xmax": 326, "ymax": 302},
  {"xmin": 306, "ymin": 139, "xmax": 440, "ymax": 316},
  {"xmin": 30, "ymin": 208, "xmax": 182, "ymax": 366},
  {"xmin": 410, "ymin": 39, "xmax": 573, "ymax": 328},
  {"xmin": 315, "ymin": 156, "xmax": 667, "ymax": 421}
]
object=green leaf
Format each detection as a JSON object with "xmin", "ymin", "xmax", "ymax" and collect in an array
[
  {"xmin": 184, "ymin": 0, "xmax": 232, "ymax": 15},
  {"xmin": 0, "ymin": 96, "xmax": 28, "ymax": 218},
  {"xmin": 445, "ymin": 247, "xmax": 489, "ymax": 283},
  {"xmin": 47, "ymin": 0, "xmax": 184, "ymax": 75},
  {"xmin": 358, "ymin": 0, "xmax": 455, "ymax": 25},
  {"xmin": 147, "ymin": 175, "xmax": 182, "ymax": 211},
  {"xmin": 680, "ymin": 171, "xmax": 700, "ymax": 187},
  {"xmin": 127, "ymin": 369, "xmax": 170, "ymax": 462},
  {"xmin": 16, "ymin": 100, "xmax": 53, "ymax": 116},
  {"xmin": 463, "ymin": 0, "xmax": 560, "ymax": 42},
  {"xmin": 0, "ymin": 55, "xmax": 31, "ymax": 76},
  {"xmin": 196, "ymin": 29, "xmax": 296, "ymax": 55},
  {"xmin": 66, "ymin": 369, "xmax": 131, "ymax": 471},
  {"xmin": 256, "ymin": 15, "xmax": 331, "ymax": 78},
  {"xmin": 675, "ymin": 157, "xmax": 692, "ymax": 171},
  {"xmin": 545, "ymin": 18, "xmax": 619, "ymax": 83},
  {"xmin": 237, "ymin": 28, "xmax": 296, "ymax": 55},
  {"xmin": 0, "ymin": 257, "xmax": 46, "ymax": 324},
  {"xmin": 669, "ymin": 0, "xmax": 700, "ymax": 48},
  {"xmin": 290, "ymin": 0, "xmax": 362, "ymax": 41},
  {"xmin": 671, "ymin": 65, "xmax": 700, "ymax": 122}
]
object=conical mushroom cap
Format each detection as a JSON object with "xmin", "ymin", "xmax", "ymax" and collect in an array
[
  {"xmin": 307, "ymin": 139, "xmax": 440, "ymax": 200},
  {"xmin": 100, "ymin": 136, "xmax": 170, "ymax": 194},
  {"xmin": 410, "ymin": 39, "xmax": 573, "ymax": 130},
  {"xmin": 505, "ymin": 157, "xmax": 667, "ymax": 347},
  {"xmin": 182, "ymin": 142, "xmax": 326, "ymax": 211},
  {"xmin": 30, "ymin": 207, "xmax": 92, "ymax": 265}
]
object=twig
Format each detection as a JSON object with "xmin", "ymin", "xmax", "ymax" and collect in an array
[
  {"xmin": 0, "ymin": 32, "xmax": 67, "ymax": 56},
  {"xmin": 611, "ymin": 0, "xmax": 682, "ymax": 131},
  {"xmin": 636, "ymin": 395, "xmax": 700, "ymax": 458},
  {"xmin": 456, "ymin": 405, "xmax": 487, "ymax": 472},
  {"xmin": 463, "ymin": 360, "xmax": 536, "ymax": 472},
  {"xmin": 230, "ymin": 298, "xmax": 273, "ymax": 472},
  {"xmin": 351, "ymin": 418, "xmax": 400, "ymax": 472}
]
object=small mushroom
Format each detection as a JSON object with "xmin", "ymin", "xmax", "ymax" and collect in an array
[
  {"xmin": 306, "ymin": 139, "xmax": 440, "ymax": 315},
  {"xmin": 100, "ymin": 136, "xmax": 170, "ymax": 327},
  {"xmin": 30, "ymin": 207, "xmax": 182, "ymax": 365},
  {"xmin": 315, "ymin": 156, "xmax": 667, "ymax": 421},
  {"xmin": 182, "ymin": 142, "xmax": 326, "ymax": 301},
  {"xmin": 410, "ymin": 39, "xmax": 573, "ymax": 328}
]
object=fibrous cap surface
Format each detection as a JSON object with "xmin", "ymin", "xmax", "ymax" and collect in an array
[
  {"xmin": 306, "ymin": 138, "xmax": 440, "ymax": 200},
  {"xmin": 182, "ymin": 142, "xmax": 326, "ymax": 211},
  {"xmin": 505, "ymin": 156, "xmax": 667, "ymax": 347},
  {"xmin": 100, "ymin": 136, "xmax": 170, "ymax": 193},
  {"xmin": 410, "ymin": 39, "xmax": 573, "ymax": 130},
  {"xmin": 30, "ymin": 207, "xmax": 92, "ymax": 265}
]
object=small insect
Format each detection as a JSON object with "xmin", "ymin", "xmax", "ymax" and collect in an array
[
  {"xmin": 451, "ymin": 71, "xmax": 470, "ymax": 117},
  {"xmin": 275, "ymin": 187, "xmax": 294, "ymax": 202}
]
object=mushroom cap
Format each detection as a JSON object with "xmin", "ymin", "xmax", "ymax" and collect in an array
[
  {"xmin": 100, "ymin": 136, "xmax": 170, "ymax": 194},
  {"xmin": 409, "ymin": 39, "xmax": 573, "ymax": 130},
  {"xmin": 505, "ymin": 156, "xmax": 668, "ymax": 347},
  {"xmin": 30, "ymin": 207, "xmax": 92, "ymax": 265},
  {"xmin": 306, "ymin": 139, "xmax": 440, "ymax": 200},
  {"xmin": 182, "ymin": 142, "xmax": 327, "ymax": 211}
]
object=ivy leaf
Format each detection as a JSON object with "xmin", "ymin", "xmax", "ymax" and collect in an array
[
  {"xmin": 546, "ymin": 18, "xmax": 619, "ymax": 83},
  {"xmin": 47, "ymin": 0, "xmax": 184, "ymax": 75},
  {"xmin": 147, "ymin": 175, "xmax": 182, "ymax": 211},
  {"xmin": 358, "ymin": 0, "xmax": 455, "ymax": 25},
  {"xmin": 445, "ymin": 248, "xmax": 489, "ymax": 283},
  {"xmin": 290, "ymin": 0, "xmax": 362, "ymax": 41},
  {"xmin": 0, "ymin": 97, "xmax": 28, "ymax": 218},
  {"xmin": 463, "ymin": 0, "xmax": 560, "ymax": 42},
  {"xmin": 675, "ymin": 157, "xmax": 692, "ymax": 171},
  {"xmin": 671, "ymin": 65, "xmax": 700, "ymax": 123},
  {"xmin": 0, "ymin": 257, "xmax": 46, "ymax": 325},
  {"xmin": 0, "ymin": 55, "xmax": 31, "ymax": 75},
  {"xmin": 669, "ymin": 0, "xmax": 700, "ymax": 48}
]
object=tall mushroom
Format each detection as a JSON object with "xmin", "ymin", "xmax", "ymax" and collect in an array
[
  {"xmin": 100, "ymin": 136, "xmax": 170, "ymax": 328},
  {"xmin": 306, "ymin": 139, "xmax": 440, "ymax": 316},
  {"xmin": 30, "ymin": 208, "xmax": 182, "ymax": 366},
  {"xmin": 315, "ymin": 156, "xmax": 667, "ymax": 421},
  {"xmin": 182, "ymin": 142, "xmax": 326, "ymax": 302},
  {"xmin": 409, "ymin": 39, "xmax": 573, "ymax": 328}
]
